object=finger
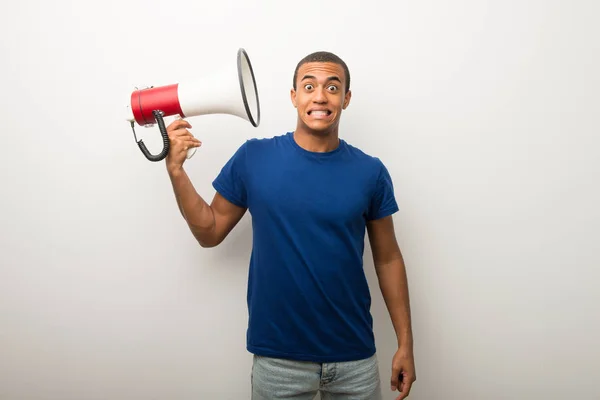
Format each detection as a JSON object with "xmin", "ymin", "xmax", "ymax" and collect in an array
[
  {"xmin": 170, "ymin": 127, "xmax": 198, "ymax": 140},
  {"xmin": 167, "ymin": 119, "xmax": 192, "ymax": 131},
  {"xmin": 169, "ymin": 127, "xmax": 195, "ymax": 138},
  {"xmin": 398, "ymin": 374, "xmax": 414, "ymax": 400},
  {"xmin": 172, "ymin": 136, "xmax": 200, "ymax": 145},
  {"xmin": 391, "ymin": 368, "xmax": 400, "ymax": 391},
  {"xmin": 180, "ymin": 141, "xmax": 202, "ymax": 152},
  {"xmin": 169, "ymin": 131, "xmax": 200, "ymax": 145},
  {"xmin": 182, "ymin": 137, "xmax": 201, "ymax": 146},
  {"xmin": 397, "ymin": 384, "xmax": 412, "ymax": 399},
  {"xmin": 175, "ymin": 138, "xmax": 202, "ymax": 151}
]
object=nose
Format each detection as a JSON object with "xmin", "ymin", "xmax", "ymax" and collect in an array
[{"xmin": 313, "ymin": 87, "xmax": 327, "ymax": 103}]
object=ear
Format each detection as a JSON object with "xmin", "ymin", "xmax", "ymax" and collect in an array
[
  {"xmin": 342, "ymin": 89, "xmax": 352, "ymax": 110},
  {"xmin": 290, "ymin": 88, "xmax": 297, "ymax": 108}
]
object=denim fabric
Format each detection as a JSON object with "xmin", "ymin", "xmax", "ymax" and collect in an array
[{"xmin": 251, "ymin": 353, "xmax": 382, "ymax": 400}]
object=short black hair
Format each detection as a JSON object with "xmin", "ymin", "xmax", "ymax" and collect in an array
[{"xmin": 293, "ymin": 51, "xmax": 351, "ymax": 94}]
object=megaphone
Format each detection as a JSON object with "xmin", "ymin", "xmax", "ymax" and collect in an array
[{"xmin": 126, "ymin": 48, "xmax": 260, "ymax": 162}]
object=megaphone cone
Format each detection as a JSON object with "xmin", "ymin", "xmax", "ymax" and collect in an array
[{"xmin": 126, "ymin": 48, "xmax": 260, "ymax": 162}]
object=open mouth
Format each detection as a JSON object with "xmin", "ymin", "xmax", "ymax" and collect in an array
[{"xmin": 308, "ymin": 110, "xmax": 332, "ymax": 117}]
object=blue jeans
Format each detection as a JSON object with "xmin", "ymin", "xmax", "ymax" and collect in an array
[{"xmin": 251, "ymin": 353, "xmax": 383, "ymax": 399}]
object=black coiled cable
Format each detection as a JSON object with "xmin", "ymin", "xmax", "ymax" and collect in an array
[{"xmin": 131, "ymin": 110, "xmax": 170, "ymax": 162}]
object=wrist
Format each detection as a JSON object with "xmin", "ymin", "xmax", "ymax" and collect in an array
[
  {"xmin": 397, "ymin": 334, "xmax": 414, "ymax": 349},
  {"xmin": 398, "ymin": 341, "xmax": 413, "ymax": 350},
  {"xmin": 167, "ymin": 164, "xmax": 184, "ymax": 177}
]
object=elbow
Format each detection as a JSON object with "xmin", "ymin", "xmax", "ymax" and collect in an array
[
  {"xmin": 196, "ymin": 235, "xmax": 223, "ymax": 248},
  {"xmin": 188, "ymin": 222, "xmax": 221, "ymax": 248},
  {"xmin": 199, "ymin": 240, "xmax": 217, "ymax": 248}
]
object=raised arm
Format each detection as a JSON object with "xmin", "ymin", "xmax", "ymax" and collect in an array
[{"xmin": 166, "ymin": 119, "xmax": 247, "ymax": 248}]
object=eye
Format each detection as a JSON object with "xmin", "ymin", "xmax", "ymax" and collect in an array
[
  {"xmin": 327, "ymin": 85, "xmax": 338, "ymax": 92},
  {"xmin": 304, "ymin": 84, "xmax": 314, "ymax": 90}
]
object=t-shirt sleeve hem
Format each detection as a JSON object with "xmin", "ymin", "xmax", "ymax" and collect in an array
[
  {"xmin": 367, "ymin": 204, "xmax": 399, "ymax": 221},
  {"xmin": 212, "ymin": 180, "xmax": 247, "ymax": 208}
]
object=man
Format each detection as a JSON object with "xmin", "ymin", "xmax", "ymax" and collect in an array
[{"xmin": 165, "ymin": 51, "xmax": 416, "ymax": 400}]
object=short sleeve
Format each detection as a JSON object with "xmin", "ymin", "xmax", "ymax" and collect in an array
[
  {"xmin": 366, "ymin": 160, "xmax": 399, "ymax": 221},
  {"xmin": 212, "ymin": 141, "xmax": 248, "ymax": 208}
]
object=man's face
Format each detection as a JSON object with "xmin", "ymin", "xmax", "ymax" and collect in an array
[{"xmin": 291, "ymin": 62, "xmax": 351, "ymax": 134}]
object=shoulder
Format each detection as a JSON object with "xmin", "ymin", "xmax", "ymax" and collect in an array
[
  {"xmin": 239, "ymin": 132, "xmax": 289, "ymax": 154},
  {"xmin": 225, "ymin": 133, "xmax": 290, "ymax": 175},
  {"xmin": 342, "ymin": 139, "xmax": 389, "ymax": 177}
]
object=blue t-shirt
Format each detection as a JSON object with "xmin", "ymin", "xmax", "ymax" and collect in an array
[{"xmin": 212, "ymin": 131, "xmax": 398, "ymax": 362}]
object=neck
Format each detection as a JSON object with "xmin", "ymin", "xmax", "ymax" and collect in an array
[{"xmin": 293, "ymin": 126, "xmax": 340, "ymax": 153}]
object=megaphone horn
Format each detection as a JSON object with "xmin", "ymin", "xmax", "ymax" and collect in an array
[{"xmin": 126, "ymin": 48, "xmax": 261, "ymax": 162}]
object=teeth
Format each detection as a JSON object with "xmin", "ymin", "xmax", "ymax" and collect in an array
[{"xmin": 311, "ymin": 111, "xmax": 328, "ymax": 116}]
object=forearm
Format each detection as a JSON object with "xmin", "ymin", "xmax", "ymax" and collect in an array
[
  {"xmin": 168, "ymin": 166, "xmax": 216, "ymax": 246},
  {"xmin": 375, "ymin": 256, "xmax": 414, "ymax": 349}
]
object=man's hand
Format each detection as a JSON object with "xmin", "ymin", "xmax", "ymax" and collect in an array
[
  {"xmin": 165, "ymin": 118, "xmax": 202, "ymax": 173},
  {"xmin": 391, "ymin": 346, "xmax": 416, "ymax": 399}
]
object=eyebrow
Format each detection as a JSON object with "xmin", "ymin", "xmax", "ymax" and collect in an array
[{"xmin": 301, "ymin": 75, "xmax": 342, "ymax": 83}]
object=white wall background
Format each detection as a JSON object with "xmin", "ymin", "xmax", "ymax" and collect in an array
[{"xmin": 1, "ymin": 0, "xmax": 599, "ymax": 399}]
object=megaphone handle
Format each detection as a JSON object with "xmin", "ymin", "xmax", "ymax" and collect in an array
[
  {"xmin": 131, "ymin": 110, "xmax": 171, "ymax": 162},
  {"xmin": 186, "ymin": 147, "xmax": 197, "ymax": 159},
  {"xmin": 171, "ymin": 114, "xmax": 197, "ymax": 160}
]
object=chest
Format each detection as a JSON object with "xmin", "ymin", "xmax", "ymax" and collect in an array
[{"xmin": 247, "ymin": 159, "xmax": 375, "ymax": 226}]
